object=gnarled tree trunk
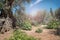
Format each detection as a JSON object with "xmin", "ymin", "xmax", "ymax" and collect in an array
[
  {"xmin": 4, "ymin": 0, "xmax": 16, "ymax": 28},
  {"xmin": 0, "ymin": 0, "xmax": 16, "ymax": 33}
]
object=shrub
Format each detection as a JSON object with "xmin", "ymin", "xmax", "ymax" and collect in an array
[
  {"xmin": 35, "ymin": 28, "xmax": 42, "ymax": 33},
  {"xmin": 31, "ymin": 21, "xmax": 39, "ymax": 26},
  {"xmin": 21, "ymin": 21, "xmax": 32, "ymax": 30},
  {"xmin": 46, "ymin": 20, "xmax": 60, "ymax": 29},
  {"xmin": 16, "ymin": 20, "xmax": 32, "ymax": 30},
  {"xmin": 9, "ymin": 30, "xmax": 38, "ymax": 40}
]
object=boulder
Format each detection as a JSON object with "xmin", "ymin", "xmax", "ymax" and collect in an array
[{"xmin": 0, "ymin": 17, "xmax": 13, "ymax": 34}]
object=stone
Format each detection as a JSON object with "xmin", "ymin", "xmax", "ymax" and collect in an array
[{"xmin": 0, "ymin": 17, "xmax": 13, "ymax": 33}]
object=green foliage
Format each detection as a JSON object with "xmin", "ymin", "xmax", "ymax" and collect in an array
[
  {"xmin": 0, "ymin": 2, "xmax": 3, "ymax": 9},
  {"xmin": 17, "ymin": 20, "xmax": 32, "ymax": 30},
  {"xmin": 46, "ymin": 20, "xmax": 60, "ymax": 29},
  {"xmin": 15, "ymin": 8, "xmax": 32, "ymax": 30},
  {"xmin": 9, "ymin": 30, "xmax": 37, "ymax": 40},
  {"xmin": 21, "ymin": 21, "xmax": 32, "ymax": 30},
  {"xmin": 35, "ymin": 28, "xmax": 42, "ymax": 33}
]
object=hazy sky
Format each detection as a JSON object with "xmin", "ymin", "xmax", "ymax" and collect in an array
[{"xmin": 25, "ymin": 0, "xmax": 60, "ymax": 16}]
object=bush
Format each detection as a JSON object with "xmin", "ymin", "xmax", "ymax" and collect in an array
[
  {"xmin": 35, "ymin": 28, "xmax": 42, "ymax": 33},
  {"xmin": 46, "ymin": 20, "xmax": 60, "ymax": 29},
  {"xmin": 21, "ymin": 21, "xmax": 32, "ymax": 30},
  {"xmin": 31, "ymin": 21, "xmax": 40, "ymax": 26},
  {"xmin": 9, "ymin": 30, "xmax": 38, "ymax": 40},
  {"xmin": 16, "ymin": 20, "xmax": 32, "ymax": 30}
]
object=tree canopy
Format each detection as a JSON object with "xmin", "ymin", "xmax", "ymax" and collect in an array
[{"xmin": 0, "ymin": 0, "xmax": 30, "ymax": 13}]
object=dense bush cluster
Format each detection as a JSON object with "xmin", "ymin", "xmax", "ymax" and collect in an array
[
  {"xmin": 9, "ymin": 30, "xmax": 37, "ymax": 40},
  {"xmin": 46, "ymin": 20, "xmax": 60, "ymax": 29}
]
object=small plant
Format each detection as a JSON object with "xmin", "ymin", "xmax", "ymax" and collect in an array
[
  {"xmin": 35, "ymin": 28, "xmax": 42, "ymax": 33},
  {"xmin": 31, "ymin": 22, "xmax": 39, "ymax": 26},
  {"xmin": 34, "ymin": 23, "xmax": 39, "ymax": 26},
  {"xmin": 9, "ymin": 30, "xmax": 38, "ymax": 40}
]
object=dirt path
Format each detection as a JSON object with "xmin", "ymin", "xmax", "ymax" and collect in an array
[
  {"xmin": 22, "ymin": 25, "xmax": 60, "ymax": 40},
  {"xmin": 0, "ymin": 30, "xmax": 13, "ymax": 40},
  {"xmin": 0, "ymin": 25, "xmax": 60, "ymax": 40}
]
